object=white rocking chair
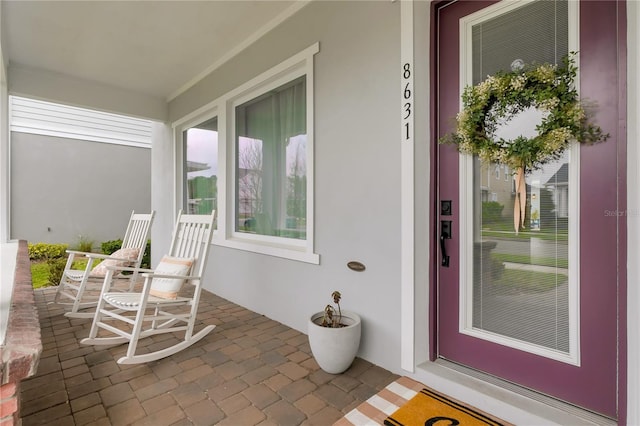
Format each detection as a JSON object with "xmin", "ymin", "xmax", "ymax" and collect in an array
[
  {"xmin": 54, "ymin": 210, "xmax": 155, "ymax": 318},
  {"xmin": 81, "ymin": 210, "xmax": 216, "ymax": 365}
]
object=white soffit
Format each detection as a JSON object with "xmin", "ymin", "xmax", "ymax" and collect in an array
[{"xmin": 3, "ymin": 1, "xmax": 307, "ymax": 101}]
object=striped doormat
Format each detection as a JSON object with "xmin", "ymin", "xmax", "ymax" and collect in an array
[{"xmin": 335, "ymin": 376, "xmax": 510, "ymax": 426}]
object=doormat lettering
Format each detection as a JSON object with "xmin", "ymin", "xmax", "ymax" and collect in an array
[
  {"xmin": 384, "ymin": 387, "xmax": 507, "ymax": 426},
  {"xmin": 335, "ymin": 377, "xmax": 510, "ymax": 426}
]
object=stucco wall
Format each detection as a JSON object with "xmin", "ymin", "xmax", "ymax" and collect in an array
[
  {"xmin": 11, "ymin": 132, "xmax": 151, "ymax": 248},
  {"xmin": 166, "ymin": 1, "xmax": 402, "ymax": 373}
]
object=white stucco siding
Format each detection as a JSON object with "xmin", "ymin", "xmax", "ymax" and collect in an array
[
  {"xmin": 161, "ymin": 0, "xmax": 640, "ymax": 424},
  {"xmin": 10, "ymin": 132, "xmax": 152, "ymax": 246},
  {"xmin": 167, "ymin": 0, "xmax": 403, "ymax": 374}
]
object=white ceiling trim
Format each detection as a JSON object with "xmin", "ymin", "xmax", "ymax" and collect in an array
[{"xmin": 166, "ymin": 0, "xmax": 311, "ymax": 103}]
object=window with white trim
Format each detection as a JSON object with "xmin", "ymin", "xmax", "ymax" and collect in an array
[
  {"xmin": 183, "ymin": 116, "xmax": 218, "ymax": 218},
  {"xmin": 234, "ymin": 76, "xmax": 307, "ymax": 240},
  {"xmin": 174, "ymin": 43, "xmax": 319, "ymax": 264}
]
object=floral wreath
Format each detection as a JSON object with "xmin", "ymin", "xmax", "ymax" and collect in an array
[{"xmin": 441, "ymin": 54, "xmax": 608, "ymax": 232}]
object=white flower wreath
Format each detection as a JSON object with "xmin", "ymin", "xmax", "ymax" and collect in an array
[{"xmin": 441, "ymin": 54, "xmax": 608, "ymax": 232}]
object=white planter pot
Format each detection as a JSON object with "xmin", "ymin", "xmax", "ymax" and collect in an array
[{"xmin": 308, "ymin": 310, "xmax": 361, "ymax": 374}]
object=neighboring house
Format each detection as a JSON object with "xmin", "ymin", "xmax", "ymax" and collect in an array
[
  {"xmin": 1, "ymin": 1, "xmax": 639, "ymax": 425},
  {"xmin": 545, "ymin": 162, "xmax": 570, "ymax": 218},
  {"xmin": 479, "ymin": 162, "xmax": 514, "ymax": 216}
]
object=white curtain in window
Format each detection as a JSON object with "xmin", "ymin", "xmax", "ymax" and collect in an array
[{"xmin": 236, "ymin": 77, "xmax": 306, "ymax": 239}]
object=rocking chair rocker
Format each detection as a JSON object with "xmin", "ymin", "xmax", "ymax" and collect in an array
[
  {"xmin": 81, "ymin": 210, "xmax": 216, "ymax": 364},
  {"xmin": 54, "ymin": 210, "xmax": 155, "ymax": 318}
]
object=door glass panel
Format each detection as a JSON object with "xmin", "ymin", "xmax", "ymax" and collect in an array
[
  {"xmin": 472, "ymin": 154, "xmax": 570, "ymax": 352},
  {"xmin": 467, "ymin": 1, "xmax": 573, "ymax": 355}
]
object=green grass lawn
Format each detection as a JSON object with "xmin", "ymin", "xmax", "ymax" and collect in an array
[
  {"xmin": 31, "ymin": 259, "xmax": 94, "ymax": 289},
  {"xmin": 30, "ymin": 262, "xmax": 51, "ymax": 289}
]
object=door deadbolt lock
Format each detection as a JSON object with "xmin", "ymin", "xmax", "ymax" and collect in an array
[{"xmin": 441, "ymin": 200, "xmax": 452, "ymax": 216}]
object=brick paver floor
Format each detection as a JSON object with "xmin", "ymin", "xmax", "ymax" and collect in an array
[{"xmin": 21, "ymin": 287, "xmax": 399, "ymax": 425}]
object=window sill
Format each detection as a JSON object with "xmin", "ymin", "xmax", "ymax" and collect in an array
[{"xmin": 213, "ymin": 237, "xmax": 320, "ymax": 264}]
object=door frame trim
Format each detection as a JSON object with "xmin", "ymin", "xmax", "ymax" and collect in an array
[
  {"xmin": 400, "ymin": 0, "xmax": 416, "ymax": 373},
  {"xmin": 425, "ymin": 0, "xmax": 628, "ymax": 422},
  {"xmin": 399, "ymin": 0, "xmax": 636, "ymax": 422}
]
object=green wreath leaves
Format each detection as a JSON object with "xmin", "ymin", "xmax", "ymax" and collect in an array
[{"xmin": 440, "ymin": 54, "xmax": 608, "ymax": 171}]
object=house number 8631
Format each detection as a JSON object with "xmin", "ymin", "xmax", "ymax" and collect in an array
[{"xmin": 403, "ymin": 62, "xmax": 412, "ymax": 141}]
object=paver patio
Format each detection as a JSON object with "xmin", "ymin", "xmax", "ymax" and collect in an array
[{"xmin": 20, "ymin": 287, "xmax": 399, "ymax": 425}]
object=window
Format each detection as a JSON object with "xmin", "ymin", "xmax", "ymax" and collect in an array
[
  {"xmin": 174, "ymin": 43, "xmax": 319, "ymax": 264},
  {"xmin": 183, "ymin": 117, "xmax": 218, "ymax": 217},
  {"xmin": 235, "ymin": 77, "xmax": 306, "ymax": 240}
]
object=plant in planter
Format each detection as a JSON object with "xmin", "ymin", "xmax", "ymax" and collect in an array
[
  {"xmin": 321, "ymin": 291, "xmax": 344, "ymax": 327},
  {"xmin": 308, "ymin": 291, "xmax": 362, "ymax": 374}
]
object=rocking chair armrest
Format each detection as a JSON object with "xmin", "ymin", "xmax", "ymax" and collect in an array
[
  {"xmin": 104, "ymin": 265, "xmax": 154, "ymax": 274},
  {"xmin": 64, "ymin": 250, "xmax": 99, "ymax": 272},
  {"xmin": 66, "ymin": 249, "xmax": 93, "ymax": 257},
  {"xmin": 84, "ymin": 252, "xmax": 126, "ymax": 260},
  {"xmin": 141, "ymin": 272, "xmax": 200, "ymax": 281},
  {"xmin": 87, "ymin": 252, "xmax": 145, "ymax": 263},
  {"xmin": 98, "ymin": 266, "xmax": 153, "ymax": 292},
  {"xmin": 65, "ymin": 250, "xmax": 132, "ymax": 262}
]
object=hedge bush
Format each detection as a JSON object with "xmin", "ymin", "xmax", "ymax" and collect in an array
[
  {"xmin": 101, "ymin": 239, "xmax": 123, "ymax": 255},
  {"xmin": 28, "ymin": 242, "xmax": 68, "ymax": 260},
  {"xmin": 482, "ymin": 201, "xmax": 505, "ymax": 223},
  {"xmin": 29, "ymin": 239, "xmax": 152, "ymax": 288},
  {"xmin": 46, "ymin": 257, "xmax": 67, "ymax": 286}
]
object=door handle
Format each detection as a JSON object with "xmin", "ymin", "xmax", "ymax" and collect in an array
[{"xmin": 440, "ymin": 221, "xmax": 451, "ymax": 267}]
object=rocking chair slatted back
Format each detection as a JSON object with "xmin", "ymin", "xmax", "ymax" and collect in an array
[
  {"xmin": 81, "ymin": 210, "xmax": 217, "ymax": 365},
  {"xmin": 54, "ymin": 210, "xmax": 155, "ymax": 318},
  {"xmin": 170, "ymin": 212, "xmax": 214, "ymax": 280},
  {"xmin": 121, "ymin": 211, "xmax": 154, "ymax": 253}
]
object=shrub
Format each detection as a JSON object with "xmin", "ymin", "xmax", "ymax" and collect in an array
[
  {"xmin": 482, "ymin": 201, "xmax": 504, "ymax": 223},
  {"xmin": 46, "ymin": 257, "xmax": 67, "ymax": 286},
  {"xmin": 101, "ymin": 239, "xmax": 123, "ymax": 255},
  {"xmin": 28, "ymin": 242, "xmax": 68, "ymax": 260},
  {"xmin": 141, "ymin": 241, "xmax": 151, "ymax": 269},
  {"xmin": 75, "ymin": 235, "xmax": 94, "ymax": 252}
]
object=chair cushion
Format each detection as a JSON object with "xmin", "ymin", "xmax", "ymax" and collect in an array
[
  {"xmin": 90, "ymin": 247, "xmax": 141, "ymax": 277},
  {"xmin": 149, "ymin": 255, "xmax": 194, "ymax": 299}
]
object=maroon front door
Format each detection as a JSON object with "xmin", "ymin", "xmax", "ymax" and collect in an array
[{"xmin": 434, "ymin": 0, "xmax": 624, "ymax": 419}]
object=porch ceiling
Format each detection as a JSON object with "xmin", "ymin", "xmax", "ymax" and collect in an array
[{"xmin": 2, "ymin": 0, "xmax": 300, "ymax": 101}]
